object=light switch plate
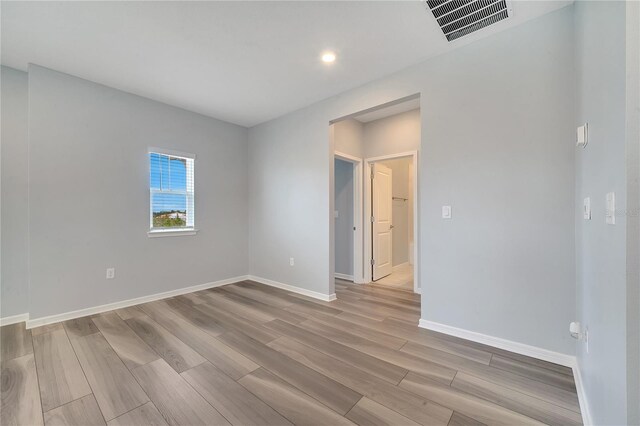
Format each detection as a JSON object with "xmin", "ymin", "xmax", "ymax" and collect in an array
[
  {"xmin": 583, "ymin": 197, "xmax": 591, "ymax": 220},
  {"xmin": 576, "ymin": 123, "xmax": 588, "ymax": 148},
  {"xmin": 606, "ymin": 192, "xmax": 615, "ymax": 225},
  {"xmin": 442, "ymin": 206, "xmax": 452, "ymax": 219}
]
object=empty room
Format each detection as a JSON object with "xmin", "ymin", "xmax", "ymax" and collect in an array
[{"xmin": 1, "ymin": 1, "xmax": 639, "ymax": 426}]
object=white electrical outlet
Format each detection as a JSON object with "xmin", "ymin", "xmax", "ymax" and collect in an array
[
  {"xmin": 106, "ymin": 268, "xmax": 115, "ymax": 279},
  {"xmin": 289, "ymin": 257, "xmax": 295, "ymax": 266}
]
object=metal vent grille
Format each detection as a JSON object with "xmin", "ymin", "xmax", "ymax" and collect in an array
[{"xmin": 427, "ymin": 0, "xmax": 510, "ymax": 42}]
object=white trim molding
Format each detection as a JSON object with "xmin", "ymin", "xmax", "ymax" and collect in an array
[
  {"xmin": 26, "ymin": 275, "xmax": 249, "ymax": 329},
  {"xmin": 0, "ymin": 313, "xmax": 29, "ymax": 326},
  {"xmin": 248, "ymin": 275, "xmax": 336, "ymax": 301},
  {"xmin": 334, "ymin": 151, "xmax": 362, "ymax": 164},
  {"xmin": 419, "ymin": 319, "xmax": 591, "ymax": 424},
  {"xmin": 393, "ymin": 262, "xmax": 410, "ymax": 270},
  {"xmin": 419, "ymin": 319, "xmax": 575, "ymax": 367},
  {"xmin": 573, "ymin": 360, "xmax": 592, "ymax": 426},
  {"xmin": 335, "ymin": 273, "xmax": 354, "ymax": 281},
  {"xmin": 148, "ymin": 228, "xmax": 198, "ymax": 238}
]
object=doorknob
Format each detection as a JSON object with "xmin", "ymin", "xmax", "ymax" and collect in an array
[{"xmin": 390, "ymin": 225, "xmax": 394, "ymax": 229}]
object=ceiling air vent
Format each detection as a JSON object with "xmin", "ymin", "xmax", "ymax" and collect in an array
[{"xmin": 426, "ymin": 0, "xmax": 512, "ymax": 42}]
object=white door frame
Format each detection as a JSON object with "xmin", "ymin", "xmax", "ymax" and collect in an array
[
  {"xmin": 334, "ymin": 151, "xmax": 365, "ymax": 284},
  {"xmin": 365, "ymin": 151, "xmax": 420, "ymax": 293}
]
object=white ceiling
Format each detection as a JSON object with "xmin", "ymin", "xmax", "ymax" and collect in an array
[{"xmin": 1, "ymin": 1, "xmax": 571, "ymax": 127}]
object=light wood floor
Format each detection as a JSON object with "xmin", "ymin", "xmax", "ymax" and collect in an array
[
  {"xmin": 374, "ymin": 263, "xmax": 414, "ymax": 291},
  {"xmin": 1, "ymin": 280, "xmax": 582, "ymax": 426}
]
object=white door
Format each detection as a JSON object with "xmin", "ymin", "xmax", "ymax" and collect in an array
[{"xmin": 372, "ymin": 163, "xmax": 393, "ymax": 281}]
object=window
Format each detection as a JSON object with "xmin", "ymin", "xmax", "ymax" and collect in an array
[{"xmin": 148, "ymin": 148, "xmax": 195, "ymax": 236}]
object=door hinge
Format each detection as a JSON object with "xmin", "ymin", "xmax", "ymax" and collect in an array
[
  {"xmin": 370, "ymin": 259, "xmax": 375, "ymax": 265},
  {"xmin": 370, "ymin": 216, "xmax": 375, "ymax": 223},
  {"xmin": 371, "ymin": 171, "xmax": 374, "ymax": 180}
]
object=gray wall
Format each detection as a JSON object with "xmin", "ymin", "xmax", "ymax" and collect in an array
[
  {"xmin": 27, "ymin": 65, "xmax": 249, "ymax": 320},
  {"xmin": 334, "ymin": 119, "xmax": 363, "ymax": 159},
  {"xmin": 363, "ymin": 109, "xmax": 420, "ymax": 158},
  {"xmin": 574, "ymin": 2, "xmax": 634, "ymax": 424},
  {"xmin": 626, "ymin": 3, "xmax": 640, "ymax": 422},
  {"xmin": 1, "ymin": 66, "xmax": 29, "ymax": 317},
  {"xmin": 249, "ymin": 6, "xmax": 576, "ymax": 354},
  {"xmin": 334, "ymin": 159, "xmax": 353, "ymax": 277}
]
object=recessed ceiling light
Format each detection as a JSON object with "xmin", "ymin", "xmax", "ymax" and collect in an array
[{"xmin": 321, "ymin": 52, "xmax": 336, "ymax": 63}]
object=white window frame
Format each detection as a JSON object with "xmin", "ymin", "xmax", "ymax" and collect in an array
[{"xmin": 147, "ymin": 147, "xmax": 197, "ymax": 237}]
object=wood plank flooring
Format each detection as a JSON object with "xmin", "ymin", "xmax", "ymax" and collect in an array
[{"xmin": 1, "ymin": 280, "xmax": 582, "ymax": 426}]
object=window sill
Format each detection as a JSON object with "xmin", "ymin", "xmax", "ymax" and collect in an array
[{"xmin": 148, "ymin": 228, "xmax": 198, "ymax": 238}]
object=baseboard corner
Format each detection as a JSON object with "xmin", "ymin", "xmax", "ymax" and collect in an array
[
  {"xmin": 572, "ymin": 360, "xmax": 592, "ymax": 425},
  {"xmin": 418, "ymin": 319, "xmax": 575, "ymax": 367},
  {"xmin": 248, "ymin": 275, "xmax": 336, "ymax": 302},
  {"xmin": 420, "ymin": 318, "xmax": 590, "ymax": 422},
  {"xmin": 393, "ymin": 262, "xmax": 410, "ymax": 270},
  {"xmin": 0, "ymin": 313, "xmax": 29, "ymax": 326},
  {"xmin": 334, "ymin": 273, "xmax": 354, "ymax": 281}
]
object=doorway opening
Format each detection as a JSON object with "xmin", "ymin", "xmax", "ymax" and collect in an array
[
  {"xmin": 366, "ymin": 153, "xmax": 417, "ymax": 292},
  {"xmin": 330, "ymin": 94, "xmax": 421, "ymax": 294},
  {"xmin": 334, "ymin": 152, "xmax": 363, "ymax": 284}
]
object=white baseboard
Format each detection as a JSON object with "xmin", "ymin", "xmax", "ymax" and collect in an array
[
  {"xmin": 335, "ymin": 273, "xmax": 354, "ymax": 281},
  {"xmin": 393, "ymin": 262, "xmax": 410, "ymax": 270},
  {"xmin": 418, "ymin": 319, "xmax": 575, "ymax": 367},
  {"xmin": 0, "ymin": 313, "xmax": 30, "ymax": 326},
  {"xmin": 247, "ymin": 275, "xmax": 336, "ymax": 302},
  {"xmin": 26, "ymin": 275, "xmax": 249, "ymax": 329},
  {"xmin": 572, "ymin": 360, "xmax": 592, "ymax": 425},
  {"xmin": 419, "ymin": 319, "xmax": 591, "ymax": 424}
]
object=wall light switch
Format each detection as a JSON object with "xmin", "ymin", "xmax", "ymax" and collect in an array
[
  {"xmin": 289, "ymin": 257, "xmax": 295, "ymax": 266},
  {"xmin": 576, "ymin": 123, "xmax": 588, "ymax": 148},
  {"xmin": 442, "ymin": 206, "xmax": 452, "ymax": 219},
  {"xmin": 106, "ymin": 268, "xmax": 115, "ymax": 279},
  {"xmin": 606, "ymin": 192, "xmax": 615, "ymax": 225},
  {"xmin": 583, "ymin": 197, "xmax": 591, "ymax": 220},
  {"xmin": 334, "ymin": 210, "xmax": 339, "ymax": 219}
]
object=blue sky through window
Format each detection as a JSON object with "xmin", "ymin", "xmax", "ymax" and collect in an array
[{"xmin": 150, "ymin": 153, "xmax": 188, "ymax": 213}]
